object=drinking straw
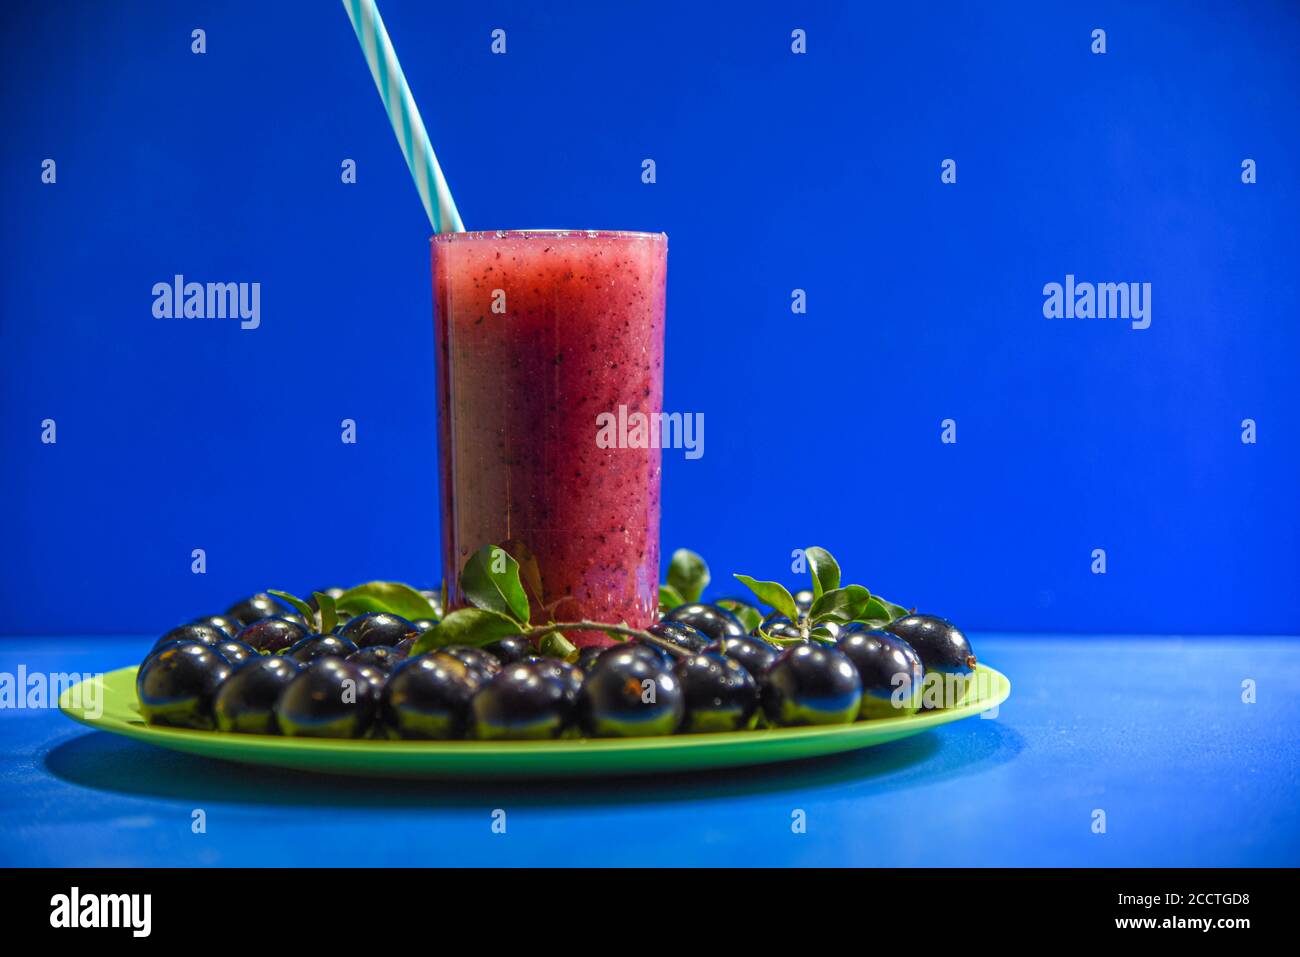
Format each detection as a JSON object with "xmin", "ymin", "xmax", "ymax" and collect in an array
[{"xmin": 340, "ymin": 0, "xmax": 465, "ymax": 233}]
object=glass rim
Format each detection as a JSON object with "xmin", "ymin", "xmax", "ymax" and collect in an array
[{"xmin": 431, "ymin": 229, "xmax": 666, "ymax": 244}]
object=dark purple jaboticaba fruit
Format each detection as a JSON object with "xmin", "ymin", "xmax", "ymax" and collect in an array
[
  {"xmin": 674, "ymin": 652, "xmax": 759, "ymax": 733},
  {"xmin": 137, "ymin": 641, "xmax": 232, "ymax": 730},
  {"xmin": 884, "ymin": 615, "xmax": 977, "ymax": 709},
  {"xmin": 213, "ymin": 656, "xmax": 300, "ymax": 734},
  {"xmin": 761, "ymin": 644, "xmax": 861, "ymax": 727},
  {"xmin": 336, "ymin": 612, "xmax": 420, "ymax": 649},
  {"xmin": 704, "ymin": 635, "xmax": 778, "ymax": 683},
  {"xmin": 286, "ymin": 634, "xmax": 359, "ymax": 665},
  {"xmin": 837, "ymin": 630, "xmax": 924, "ymax": 720},
  {"xmin": 191, "ymin": 615, "xmax": 245, "ymax": 640},
  {"xmin": 236, "ymin": 617, "xmax": 309, "ymax": 655},
  {"xmin": 472, "ymin": 663, "xmax": 574, "ymax": 740},
  {"xmin": 662, "ymin": 603, "xmax": 747, "ymax": 643},
  {"xmin": 225, "ymin": 593, "xmax": 292, "ymax": 627},
  {"xmin": 274, "ymin": 658, "xmax": 377, "ymax": 738},
  {"xmin": 381, "ymin": 654, "xmax": 482, "ymax": 740},
  {"xmin": 347, "ymin": 645, "xmax": 406, "ymax": 673},
  {"xmin": 148, "ymin": 622, "xmax": 227, "ymax": 659},
  {"xmin": 884, "ymin": 615, "xmax": 976, "ymax": 676},
  {"xmin": 576, "ymin": 647, "xmax": 684, "ymax": 737}
]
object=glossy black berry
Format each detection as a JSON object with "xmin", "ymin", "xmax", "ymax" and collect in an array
[
  {"xmin": 191, "ymin": 615, "xmax": 245, "ymax": 640},
  {"xmin": 336, "ymin": 612, "xmax": 419, "ymax": 649},
  {"xmin": 472, "ymin": 663, "xmax": 573, "ymax": 740},
  {"xmin": 576, "ymin": 646, "xmax": 605, "ymax": 671},
  {"xmin": 577, "ymin": 647, "xmax": 684, "ymax": 737},
  {"xmin": 885, "ymin": 615, "xmax": 976, "ymax": 676},
  {"xmin": 136, "ymin": 642, "xmax": 232, "ymax": 729},
  {"xmin": 837, "ymin": 631, "xmax": 924, "ymax": 719},
  {"xmin": 757, "ymin": 614, "xmax": 803, "ymax": 642},
  {"xmin": 596, "ymin": 641, "xmax": 671, "ymax": 668},
  {"xmin": 705, "ymin": 635, "xmax": 778, "ymax": 682},
  {"xmin": 274, "ymin": 658, "xmax": 377, "ymax": 738},
  {"xmin": 286, "ymin": 633, "xmax": 358, "ymax": 664},
  {"xmin": 148, "ymin": 622, "xmax": 228, "ymax": 658},
  {"xmin": 236, "ymin": 616, "xmax": 308, "ymax": 654},
  {"xmin": 213, "ymin": 656, "xmax": 300, "ymax": 734},
  {"xmin": 411, "ymin": 619, "xmax": 438, "ymax": 634},
  {"xmin": 647, "ymin": 620, "xmax": 710, "ymax": 653},
  {"xmin": 381, "ymin": 654, "xmax": 481, "ymax": 739},
  {"xmin": 213, "ymin": 639, "xmax": 257, "ymax": 665},
  {"xmin": 436, "ymin": 646, "xmax": 501, "ymax": 682},
  {"xmin": 885, "ymin": 615, "xmax": 976, "ymax": 709},
  {"xmin": 762, "ymin": 644, "xmax": 862, "ymax": 727},
  {"xmin": 675, "ymin": 652, "xmax": 760, "ymax": 733},
  {"xmin": 225, "ymin": 593, "xmax": 292, "ymax": 627},
  {"xmin": 484, "ymin": 636, "xmax": 534, "ymax": 665},
  {"xmin": 663, "ymin": 603, "xmax": 747, "ymax": 642},
  {"xmin": 350, "ymin": 663, "xmax": 389, "ymax": 706},
  {"xmin": 394, "ymin": 636, "xmax": 416, "ymax": 656},
  {"xmin": 793, "ymin": 590, "xmax": 814, "ymax": 615},
  {"xmin": 347, "ymin": 645, "xmax": 405, "ymax": 673},
  {"xmin": 524, "ymin": 658, "xmax": 584, "ymax": 704}
]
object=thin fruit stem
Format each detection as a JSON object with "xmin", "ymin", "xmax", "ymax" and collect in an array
[{"xmin": 527, "ymin": 621, "xmax": 689, "ymax": 658}]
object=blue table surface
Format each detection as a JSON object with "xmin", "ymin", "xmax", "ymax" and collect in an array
[{"xmin": 1, "ymin": 634, "xmax": 1296, "ymax": 867}]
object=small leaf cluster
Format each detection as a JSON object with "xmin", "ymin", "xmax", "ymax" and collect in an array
[
  {"xmin": 732, "ymin": 546, "xmax": 911, "ymax": 645},
  {"xmin": 268, "ymin": 583, "xmax": 439, "ymax": 636}
]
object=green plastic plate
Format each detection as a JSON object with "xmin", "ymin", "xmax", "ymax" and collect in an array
[{"xmin": 59, "ymin": 664, "xmax": 1010, "ymax": 778}]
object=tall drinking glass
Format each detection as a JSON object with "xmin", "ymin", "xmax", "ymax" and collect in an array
[{"xmin": 432, "ymin": 230, "xmax": 668, "ymax": 645}]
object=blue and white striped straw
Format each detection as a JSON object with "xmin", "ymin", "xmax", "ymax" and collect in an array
[{"xmin": 341, "ymin": 0, "xmax": 465, "ymax": 233}]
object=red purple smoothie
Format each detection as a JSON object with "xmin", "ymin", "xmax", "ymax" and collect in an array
[{"xmin": 432, "ymin": 230, "xmax": 667, "ymax": 644}]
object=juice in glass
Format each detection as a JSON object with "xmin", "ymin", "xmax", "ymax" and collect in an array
[{"xmin": 432, "ymin": 230, "xmax": 668, "ymax": 644}]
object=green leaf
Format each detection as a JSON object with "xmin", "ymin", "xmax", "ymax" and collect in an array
[
  {"xmin": 335, "ymin": 582, "xmax": 440, "ymax": 621},
  {"xmin": 876, "ymin": 596, "xmax": 911, "ymax": 620},
  {"xmin": 755, "ymin": 625, "xmax": 803, "ymax": 648},
  {"xmin": 538, "ymin": 631, "xmax": 578, "ymax": 662},
  {"xmin": 313, "ymin": 591, "xmax": 338, "ymax": 634},
  {"xmin": 666, "ymin": 549, "xmax": 710, "ymax": 604},
  {"xmin": 809, "ymin": 623, "xmax": 841, "ymax": 643},
  {"xmin": 659, "ymin": 584, "xmax": 685, "ymax": 613},
  {"xmin": 502, "ymin": 538, "xmax": 545, "ymax": 607},
  {"xmin": 268, "ymin": 590, "xmax": 316, "ymax": 629},
  {"xmin": 410, "ymin": 608, "xmax": 525, "ymax": 655},
  {"xmin": 849, "ymin": 618, "xmax": 891, "ymax": 631},
  {"xmin": 734, "ymin": 575, "xmax": 798, "ymax": 621},
  {"xmin": 459, "ymin": 544, "xmax": 531, "ymax": 624},
  {"xmin": 809, "ymin": 584, "xmax": 872, "ymax": 623},
  {"xmin": 805, "ymin": 547, "xmax": 840, "ymax": 602},
  {"xmin": 859, "ymin": 596, "xmax": 904, "ymax": 624},
  {"xmin": 715, "ymin": 598, "xmax": 763, "ymax": 633}
]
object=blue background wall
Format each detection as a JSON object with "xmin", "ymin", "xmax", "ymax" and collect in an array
[{"xmin": 1, "ymin": 1, "xmax": 1297, "ymax": 637}]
